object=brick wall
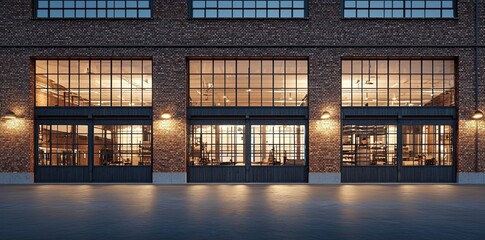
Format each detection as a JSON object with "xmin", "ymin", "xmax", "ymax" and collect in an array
[{"xmin": 0, "ymin": 0, "xmax": 484, "ymax": 174}]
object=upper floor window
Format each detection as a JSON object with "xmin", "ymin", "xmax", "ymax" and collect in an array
[
  {"xmin": 35, "ymin": 59, "xmax": 152, "ymax": 107},
  {"xmin": 341, "ymin": 59, "xmax": 455, "ymax": 107},
  {"xmin": 191, "ymin": 0, "xmax": 307, "ymax": 18},
  {"xmin": 189, "ymin": 59, "xmax": 308, "ymax": 107},
  {"xmin": 343, "ymin": 0, "xmax": 455, "ymax": 18},
  {"xmin": 35, "ymin": 0, "xmax": 151, "ymax": 18}
]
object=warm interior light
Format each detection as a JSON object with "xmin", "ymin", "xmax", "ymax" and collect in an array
[
  {"xmin": 321, "ymin": 111, "xmax": 331, "ymax": 119},
  {"xmin": 161, "ymin": 113, "xmax": 172, "ymax": 119},
  {"xmin": 472, "ymin": 110, "xmax": 484, "ymax": 120},
  {"xmin": 2, "ymin": 111, "xmax": 16, "ymax": 120}
]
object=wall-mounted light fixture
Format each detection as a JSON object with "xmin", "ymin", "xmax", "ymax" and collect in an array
[
  {"xmin": 472, "ymin": 110, "xmax": 483, "ymax": 120},
  {"xmin": 321, "ymin": 111, "xmax": 331, "ymax": 119},
  {"xmin": 2, "ymin": 111, "xmax": 17, "ymax": 120},
  {"xmin": 161, "ymin": 113, "xmax": 172, "ymax": 119}
]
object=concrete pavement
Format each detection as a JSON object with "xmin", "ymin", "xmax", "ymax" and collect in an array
[{"xmin": 0, "ymin": 185, "xmax": 484, "ymax": 239}]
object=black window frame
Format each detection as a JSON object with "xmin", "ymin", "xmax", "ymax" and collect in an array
[
  {"xmin": 33, "ymin": 0, "xmax": 153, "ymax": 19},
  {"xmin": 341, "ymin": 58, "xmax": 456, "ymax": 107},
  {"xmin": 34, "ymin": 58, "xmax": 153, "ymax": 107},
  {"xmin": 188, "ymin": 58, "xmax": 309, "ymax": 107},
  {"xmin": 341, "ymin": 0, "xmax": 457, "ymax": 19},
  {"xmin": 189, "ymin": 0, "xmax": 309, "ymax": 19}
]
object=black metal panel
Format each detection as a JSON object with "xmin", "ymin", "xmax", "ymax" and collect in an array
[
  {"xmin": 342, "ymin": 107, "xmax": 456, "ymax": 119},
  {"xmin": 35, "ymin": 167, "xmax": 89, "ymax": 183},
  {"xmin": 400, "ymin": 166, "xmax": 456, "ymax": 183},
  {"xmin": 188, "ymin": 107, "xmax": 308, "ymax": 119},
  {"xmin": 249, "ymin": 166, "xmax": 307, "ymax": 182},
  {"xmin": 187, "ymin": 166, "xmax": 246, "ymax": 182},
  {"xmin": 35, "ymin": 107, "xmax": 153, "ymax": 119},
  {"xmin": 341, "ymin": 166, "xmax": 399, "ymax": 183},
  {"xmin": 187, "ymin": 166, "xmax": 307, "ymax": 183},
  {"xmin": 92, "ymin": 166, "xmax": 152, "ymax": 183}
]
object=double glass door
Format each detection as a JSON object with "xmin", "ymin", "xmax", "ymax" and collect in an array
[
  {"xmin": 187, "ymin": 120, "xmax": 308, "ymax": 182},
  {"xmin": 341, "ymin": 120, "xmax": 456, "ymax": 182},
  {"xmin": 35, "ymin": 120, "xmax": 152, "ymax": 182}
]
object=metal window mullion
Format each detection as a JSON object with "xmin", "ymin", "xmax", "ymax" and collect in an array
[
  {"xmin": 408, "ymin": 61, "xmax": 412, "ymax": 106},
  {"xmin": 248, "ymin": 60, "xmax": 251, "ymax": 106},
  {"xmin": 272, "ymin": 59, "xmax": 275, "ymax": 107},
  {"xmin": 398, "ymin": 60, "xmax": 402, "ymax": 106},
  {"xmin": 284, "ymin": 60, "xmax": 287, "ymax": 106},
  {"xmin": 67, "ymin": 60, "xmax": 71, "ymax": 106},
  {"xmin": 260, "ymin": 60, "xmax": 263, "ymax": 106},
  {"xmin": 386, "ymin": 59, "xmax": 390, "ymax": 106},
  {"xmin": 212, "ymin": 60, "xmax": 215, "ymax": 106},
  {"xmin": 130, "ymin": 60, "xmax": 133, "ymax": 106},
  {"xmin": 374, "ymin": 59, "xmax": 379, "ymax": 107},
  {"xmin": 235, "ymin": 60, "xmax": 238, "ymax": 107},
  {"xmin": 360, "ymin": 60, "xmax": 363, "ymax": 106},
  {"xmin": 224, "ymin": 59, "xmax": 227, "ymax": 107},
  {"xmin": 420, "ymin": 60, "xmax": 423, "ymax": 106},
  {"xmin": 350, "ymin": 60, "xmax": 353, "ymax": 106},
  {"xmin": 141, "ymin": 59, "xmax": 144, "ymax": 106},
  {"xmin": 56, "ymin": 60, "xmax": 60, "ymax": 106},
  {"xmin": 295, "ymin": 59, "xmax": 298, "ymax": 107},
  {"xmin": 49, "ymin": 125, "xmax": 53, "ymax": 166},
  {"xmin": 442, "ymin": 60, "xmax": 446, "ymax": 106}
]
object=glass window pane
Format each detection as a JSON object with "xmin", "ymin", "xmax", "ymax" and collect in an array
[
  {"xmin": 36, "ymin": 0, "xmax": 151, "ymax": 18},
  {"xmin": 342, "ymin": 125, "xmax": 397, "ymax": 166},
  {"xmin": 188, "ymin": 59, "xmax": 307, "ymax": 107},
  {"xmin": 190, "ymin": 0, "xmax": 307, "ymax": 18},
  {"xmin": 343, "ymin": 0, "xmax": 455, "ymax": 18},
  {"xmin": 36, "ymin": 59, "xmax": 152, "ymax": 107},
  {"xmin": 342, "ymin": 59, "xmax": 454, "ymax": 107}
]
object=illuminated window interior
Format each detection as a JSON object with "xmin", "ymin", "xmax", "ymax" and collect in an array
[
  {"xmin": 189, "ymin": 59, "xmax": 308, "ymax": 107},
  {"xmin": 37, "ymin": 124, "xmax": 152, "ymax": 166},
  {"xmin": 342, "ymin": 124, "xmax": 453, "ymax": 166},
  {"xmin": 251, "ymin": 125, "xmax": 305, "ymax": 166},
  {"xmin": 38, "ymin": 125, "xmax": 89, "ymax": 166},
  {"xmin": 341, "ymin": 59, "xmax": 455, "ymax": 107},
  {"xmin": 35, "ymin": 59, "xmax": 152, "ymax": 107},
  {"xmin": 189, "ymin": 125, "xmax": 246, "ymax": 166},
  {"xmin": 342, "ymin": 125, "xmax": 397, "ymax": 166},
  {"xmin": 94, "ymin": 125, "xmax": 152, "ymax": 166}
]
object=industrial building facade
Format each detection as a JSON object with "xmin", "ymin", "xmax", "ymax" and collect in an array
[{"xmin": 0, "ymin": 0, "xmax": 484, "ymax": 183}]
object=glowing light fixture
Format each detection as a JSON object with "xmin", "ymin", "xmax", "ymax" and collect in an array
[
  {"xmin": 472, "ymin": 110, "xmax": 484, "ymax": 120},
  {"xmin": 321, "ymin": 111, "xmax": 331, "ymax": 119},
  {"xmin": 2, "ymin": 111, "xmax": 16, "ymax": 120},
  {"xmin": 161, "ymin": 113, "xmax": 172, "ymax": 119}
]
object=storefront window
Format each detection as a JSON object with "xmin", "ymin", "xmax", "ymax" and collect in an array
[
  {"xmin": 251, "ymin": 125, "xmax": 305, "ymax": 166},
  {"xmin": 189, "ymin": 59, "xmax": 308, "ymax": 107},
  {"xmin": 342, "ymin": 124, "xmax": 454, "ymax": 166},
  {"xmin": 38, "ymin": 125, "xmax": 89, "ymax": 166},
  {"xmin": 189, "ymin": 125, "xmax": 245, "ymax": 166},
  {"xmin": 35, "ymin": 59, "xmax": 152, "ymax": 107},
  {"xmin": 342, "ymin": 125, "xmax": 397, "ymax": 166},
  {"xmin": 94, "ymin": 125, "xmax": 152, "ymax": 166},
  {"xmin": 189, "ymin": 124, "xmax": 306, "ymax": 166},
  {"xmin": 342, "ymin": 59, "xmax": 455, "ymax": 107},
  {"xmin": 402, "ymin": 125, "xmax": 453, "ymax": 166}
]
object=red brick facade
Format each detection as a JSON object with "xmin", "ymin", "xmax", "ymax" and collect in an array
[{"xmin": 0, "ymin": 1, "xmax": 484, "ymax": 180}]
